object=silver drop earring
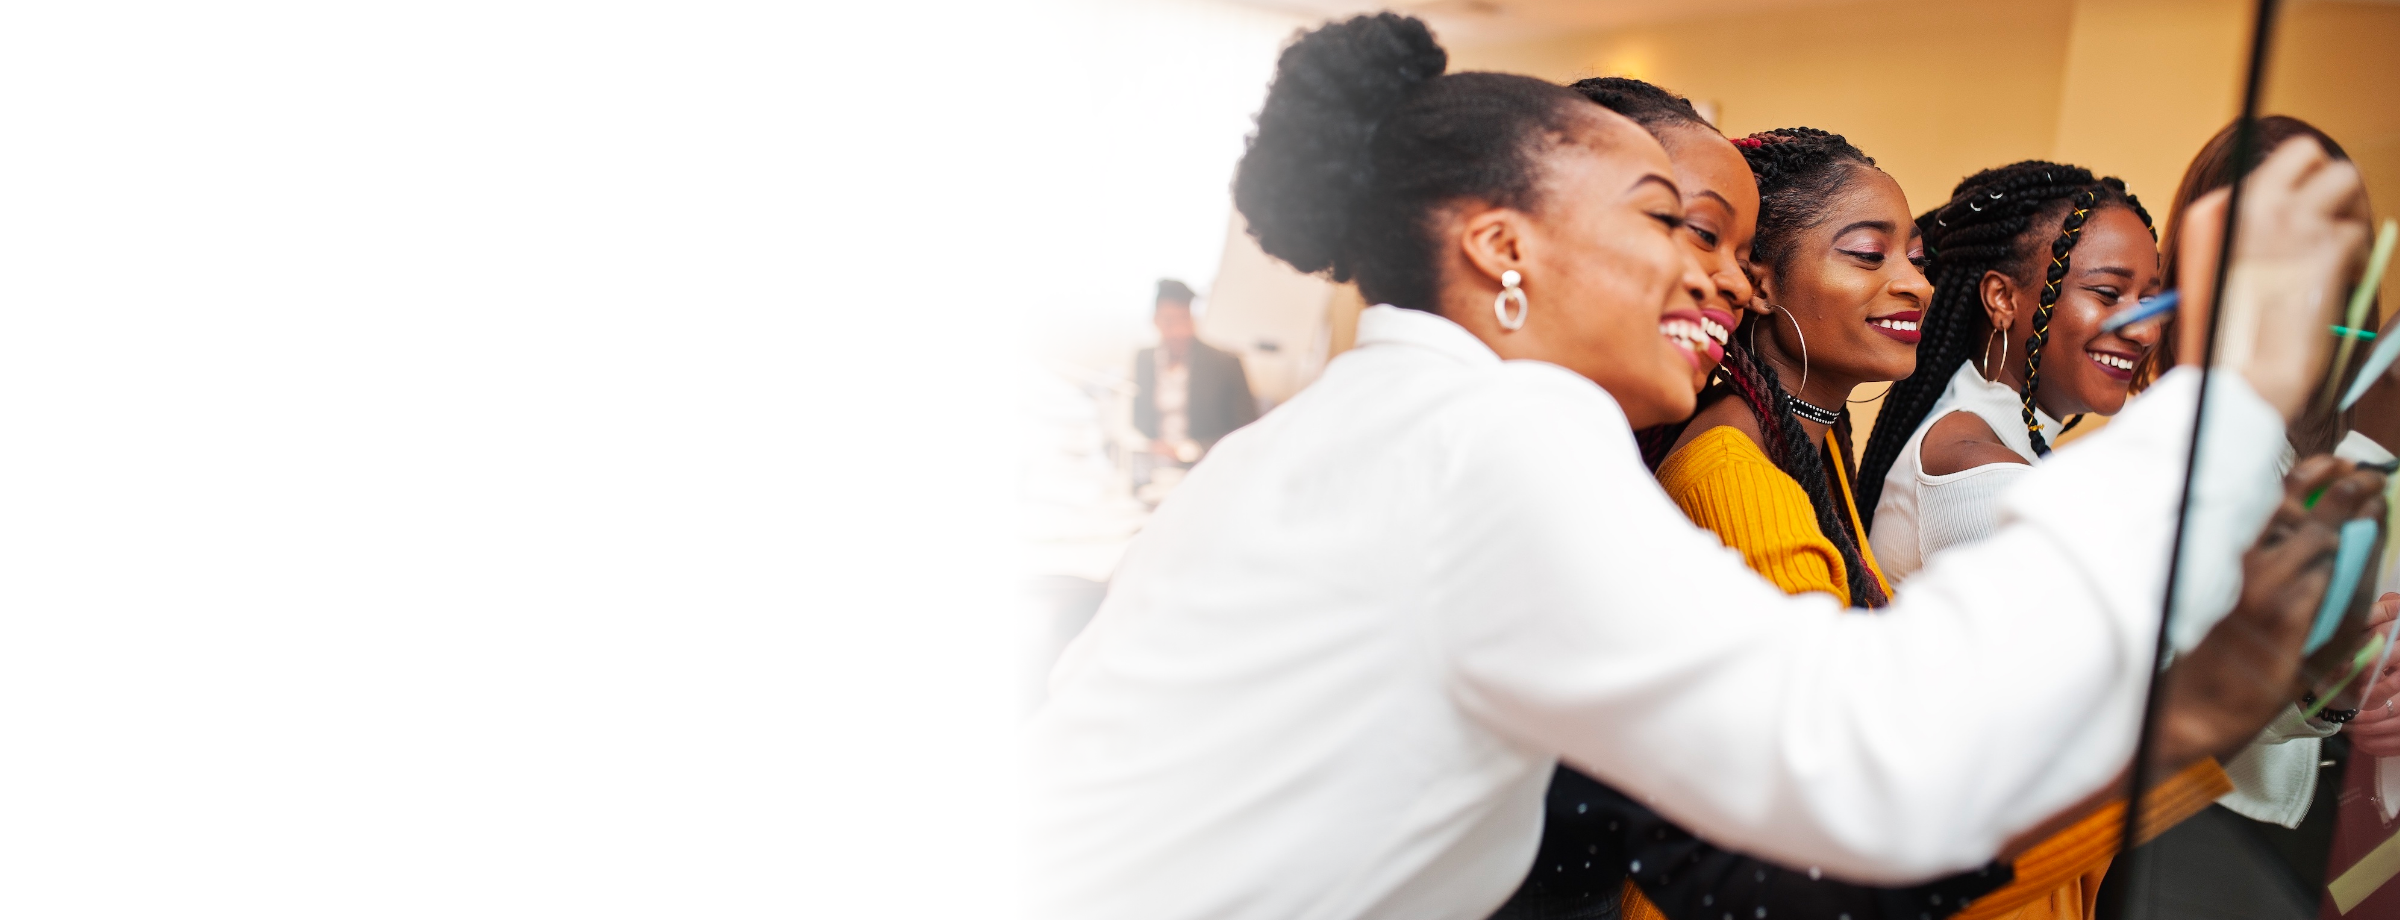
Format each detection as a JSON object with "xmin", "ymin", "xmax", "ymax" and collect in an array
[{"xmin": 1495, "ymin": 270, "xmax": 1528, "ymax": 331}]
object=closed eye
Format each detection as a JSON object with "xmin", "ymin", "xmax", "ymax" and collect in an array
[
  {"xmin": 1838, "ymin": 249, "xmax": 1885, "ymax": 265},
  {"xmin": 1650, "ymin": 211, "xmax": 1685, "ymax": 232},
  {"xmin": 1688, "ymin": 227, "xmax": 1720, "ymax": 249}
]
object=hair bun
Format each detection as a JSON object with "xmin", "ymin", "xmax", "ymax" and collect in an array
[{"xmin": 1233, "ymin": 13, "xmax": 1445, "ymax": 279}]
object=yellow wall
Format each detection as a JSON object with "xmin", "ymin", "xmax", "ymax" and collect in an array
[
  {"xmin": 1446, "ymin": 0, "xmax": 2079, "ymax": 225},
  {"xmin": 2263, "ymin": 0, "xmax": 2400, "ymax": 323},
  {"xmin": 2049, "ymin": 0, "xmax": 2253, "ymax": 228}
]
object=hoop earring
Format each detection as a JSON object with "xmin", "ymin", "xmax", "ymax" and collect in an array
[
  {"xmin": 1982, "ymin": 328, "xmax": 2009, "ymax": 380},
  {"xmin": 1494, "ymin": 270, "xmax": 1528, "ymax": 331},
  {"xmin": 1770, "ymin": 302, "xmax": 1809, "ymax": 394}
]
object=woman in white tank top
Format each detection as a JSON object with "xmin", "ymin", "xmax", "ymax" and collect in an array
[{"xmin": 1856, "ymin": 162, "xmax": 2164, "ymax": 584}]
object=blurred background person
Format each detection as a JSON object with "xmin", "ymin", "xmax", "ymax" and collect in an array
[
  {"xmin": 1133, "ymin": 279, "xmax": 1259, "ymax": 497},
  {"xmin": 2138, "ymin": 116, "xmax": 2368, "ymax": 457}
]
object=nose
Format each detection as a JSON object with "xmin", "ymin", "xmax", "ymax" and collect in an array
[
  {"xmin": 2114, "ymin": 306, "xmax": 2163, "ymax": 348},
  {"xmin": 1709, "ymin": 254, "xmax": 1753, "ymax": 312},
  {"xmin": 1893, "ymin": 255, "xmax": 1934, "ymax": 304},
  {"xmin": 1678, "ymin": 246, "xmax": 1712, "ymax": 309}
]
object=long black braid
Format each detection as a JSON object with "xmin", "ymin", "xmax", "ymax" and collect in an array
[
  {"xmin": 2019, "ymin": 186, "xmax": 2102, "ymax": 455},
  {"xmin": 1722, "ymin": 128, "xmax": 1887, "ymax": 609},
  {"xmin": 1854, "ymin": 162, "xmax": 2152, "ymax": 515}
]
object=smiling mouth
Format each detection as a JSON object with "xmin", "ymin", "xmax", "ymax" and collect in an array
[
  {"xmin": 1867, "ymin": 311, "xmax": 1922, "ymax": 345},
  {"xmin": 2088, "ymin": 349, "xmax": 2139, "ymax": 381},
  {"xmin": 1661, "ymin": 315, "xmax": 1725, "ymax": 369},
  {"xmin": 1697, "ymin": 310, "xmax": 1734, "ymax": 347}
]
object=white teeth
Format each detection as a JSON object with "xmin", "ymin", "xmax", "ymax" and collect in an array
[
  {"xmin": 1870, "ymin": 318, "xmax": 1919, "ymax": 333},
  {"xmin": 1659, "ymin": 319, "xmax": 1709, "ymax": 351},
  {"xmin": 2092, "ymin": 352, "xmax": 2135, "ymax": 371},
  {"xmin": 1701, "ymin": 318, "xmax": 1728, "ymax": 344}
]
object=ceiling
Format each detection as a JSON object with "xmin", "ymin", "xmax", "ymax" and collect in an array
[{"xmin": 1222, "ymin": 0, "xmax": 1871, "ymax": 46}]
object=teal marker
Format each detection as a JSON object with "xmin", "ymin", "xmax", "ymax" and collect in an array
[{"xmin": 2306, "ymin": 518, "xmax": 2380, "ymax": 655}]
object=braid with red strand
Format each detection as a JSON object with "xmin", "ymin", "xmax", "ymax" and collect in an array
[
  {"xmin": 1721, "ymin": 126, "xmax": 1889, "ymax": 609},
  {"xmin": 1719, "ymin": 317, "xmax": 1888, "ymax": 608}
]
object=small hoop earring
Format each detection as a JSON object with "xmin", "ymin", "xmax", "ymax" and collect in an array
[
  {"xmin": 1983, "ymin": 328, "xmax": 2009, "ymax": 380},
  {"xmin": 1770, "ymin": 302, "xmax": 1809, "ymax": 394},
  {"xmin": 1495, "ymin": 270, "xmax": 1528, "ymax": 331}
]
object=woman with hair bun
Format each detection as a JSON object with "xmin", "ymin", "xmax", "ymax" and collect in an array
[{"xmin": 1028, "ymin": 14, "xmax": 2371, "ymax": 920}]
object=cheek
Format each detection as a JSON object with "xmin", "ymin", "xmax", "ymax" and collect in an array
[
  {"xmin": 2050, "ymin": 298, "xmax": 2109, "ymax": 352},
  {"xmin": 1556, "ymin": 236, "xmax": 1669, "ymax": 324}
]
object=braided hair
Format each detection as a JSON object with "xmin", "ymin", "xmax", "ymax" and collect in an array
[
  {"xmin": 1231, "ymin": 14, "xmax": 1589, "ymax": 312},
  {"xmin": 1566, "ymin": 76, "xmax": 1711, "ymax": 134},
  {"xmin": 1854, "ymin": 162, "xmax": 2152, "ymax": 514},
  {"xmin": 1719, "ymin": 128, "xmax": 1887, "ymax": 609}
]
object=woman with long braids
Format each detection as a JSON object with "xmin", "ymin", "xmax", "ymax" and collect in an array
[
  {"xmin": 1857, "ymin": 163, "xmax": 2165, "ymax": 582},
  {"xmin": 1030, "ymin": 15, "xmax": 2374, "ymax": 920}
]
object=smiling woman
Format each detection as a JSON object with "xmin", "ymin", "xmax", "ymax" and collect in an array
[{"xmin": 1859, "ymin": 162, "xmax": 2163, "ymax": 582}]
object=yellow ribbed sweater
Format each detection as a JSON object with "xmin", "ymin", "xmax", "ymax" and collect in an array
[
  {"xmin": 1613, "ymin": 425, "xmax": 2231, "ymax": 920},
  {"xmin": 1654, "ymin": 425, "xmax": 1887, "ymax": 605}
]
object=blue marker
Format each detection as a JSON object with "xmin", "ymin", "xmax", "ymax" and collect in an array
[{"xmin": 2098, "ymin": 290, "xmax": 2179, "ymax": 334}]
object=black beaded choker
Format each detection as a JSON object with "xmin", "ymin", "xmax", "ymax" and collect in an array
[{"xmin": 1787, "ymin": 394, "xmax": 1841, "ymax": 426}]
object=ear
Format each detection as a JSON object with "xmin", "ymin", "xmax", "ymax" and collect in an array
[
  {"xmin": 1741, "ymin": 258, "xmax": 1777, "ymax": 315},
  {"xmin": 1457, "ymin": 206, "xmax": 1526, "ymax": 290},
  {"xmin": 1979, "ymin": 270, "xmax": 2020, "ymax": 334}
]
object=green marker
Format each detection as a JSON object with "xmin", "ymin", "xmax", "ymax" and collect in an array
[
  {"xmin": 2334, "ymin": 218, "xmax": 2400, "ymax": 411},
  {"xmin": 2305, "ymin": 632, "xmax": 2389, "ymax": 719}
]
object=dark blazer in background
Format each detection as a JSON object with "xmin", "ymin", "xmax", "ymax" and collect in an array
[{"xmin": 1134, "ymin": 341, "xmax": 1258, "ymax": 451}]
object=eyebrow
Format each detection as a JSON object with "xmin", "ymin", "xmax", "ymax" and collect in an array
[
  {"xmin": 1691, "ymin": 189, "xmax": 1736, "ymax": 213},
  {"xmin": 2079, "ymin": 266, "xmax": 2138, "ymax": 280},
  {"xmin": 1631, "ymin": 173, "xmax": 1681, "ymax": 199},
  {"xmin": 1833, "ymin": 220, "xmax": 1896, "ymax": 237}
]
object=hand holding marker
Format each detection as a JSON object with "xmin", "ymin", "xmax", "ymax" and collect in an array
[{"xmin": 2324, "ymin": 219, "xmax": 2399, "ymax": 412}]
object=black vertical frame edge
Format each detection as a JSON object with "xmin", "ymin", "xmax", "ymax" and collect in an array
[{"xmin": 2105, "ymin": 1, "xmax": 2282, "ymax": 916}]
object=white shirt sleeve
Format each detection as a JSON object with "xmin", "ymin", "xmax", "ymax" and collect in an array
[
  {"xmin": 1431, "ymin": 364, "xmax": 2283, "ymax": 884},
  {"xmin": 1916, "ymin": 464, "xmax": 2030, "ymax": 562}
]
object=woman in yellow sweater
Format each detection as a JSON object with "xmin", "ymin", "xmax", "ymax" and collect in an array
[{"xmin": 1645, "ymin": 126, "xmax": 2225, "ymax": 920}]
